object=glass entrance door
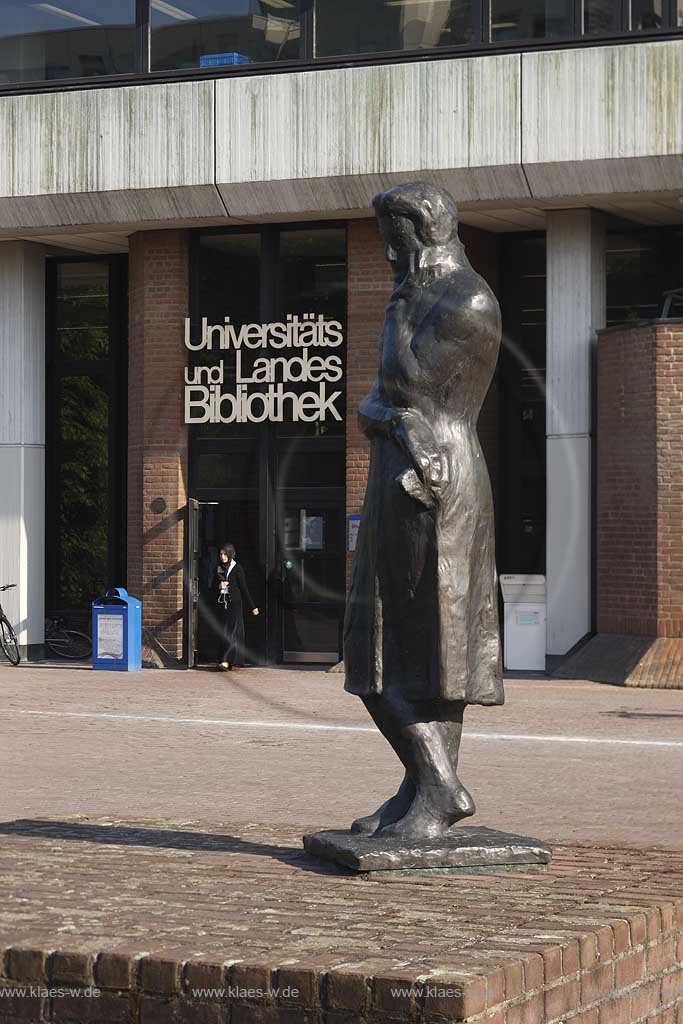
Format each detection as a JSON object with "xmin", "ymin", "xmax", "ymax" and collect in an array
[
  {"xmin": 193, "ymin": 500, "xmax": 264, "ymax": 666},
  {"xmin": 279, "ymin": 502, "xmax": 345, "ymax": 663}
]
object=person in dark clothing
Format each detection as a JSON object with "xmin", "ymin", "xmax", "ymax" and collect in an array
[{"xmin": 216, "ymin": 543, "xmax": 259, "ymax": 670}]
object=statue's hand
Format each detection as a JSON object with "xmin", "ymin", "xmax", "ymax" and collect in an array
[
  {"xmin": 393, "ymin": 413, "xmax": 445, "ymax": 487},
  {"xmin": 396, "ymin": 468, "xmax": 434, "ymax": 509}
]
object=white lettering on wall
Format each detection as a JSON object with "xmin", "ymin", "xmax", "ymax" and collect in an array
[{"xmin": 183, "ymin": 314, "xmax": 345, "ymax": 424}]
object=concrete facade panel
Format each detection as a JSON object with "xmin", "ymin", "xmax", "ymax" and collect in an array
[
  {"xmin": 0, "ymin": 241, "xmax": 45, "ymax": 446},
  {"xmin": 0, "ymin": 83, "xmax": 224, "ymax": 229},
  {"xmin": 215, "ymin": 57, "xmax": 523, "ymax": 190},
  {"xmin": 546, "ymin": 209, "xmax": 605, "ymax": 438},
  {"xmin": 523, "ymin": 41, "xmax": 683, "ymax": 196},
  {"xmin": 0, "ymin": 241, "xmax": 46, "ymax": 650}
]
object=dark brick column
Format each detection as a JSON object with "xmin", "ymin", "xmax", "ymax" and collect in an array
[
  {"xmin": 345, "ymin": 220, "xmax": 393, "ymax": 584},
  {"xmin": 127, "ymin": 230, "xmax": 189, "ymax": 660},
  {"xmin": 597, "ymin": 320, "xmax": 683, "ymax": 638},
  {"xmin": 345, "ymin": 219, "xmax": 500, "ymax": 584}
]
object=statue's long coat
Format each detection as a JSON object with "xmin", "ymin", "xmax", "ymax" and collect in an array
[{"xmin": 344, "ymin": 257, "xmax": 504, "ymax": 706}]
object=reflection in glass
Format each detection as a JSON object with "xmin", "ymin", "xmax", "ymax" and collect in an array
[
  {"xmin": 57, "ymin": 262, "xmax": 109, "ymax": 359},
  {"xmin": 151, "ymin": 0, "xmax": 302, "ymax": 71},
  {"xmin": 491, "ymin": 0, "xmax": 572, "ymax": 40},
  {"xmin": 57, "ymin": 376, "xmax": 109, "ymax": 608},
  {"xmin": 0, "ymin": 1, "xmax": 135, "ymax": 84},
  {"xmin": 316, "ymin": 0, "xmax": 477, "ymax": 56}
]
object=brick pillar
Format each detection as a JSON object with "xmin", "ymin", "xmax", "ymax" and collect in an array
[
  {"xmin": 346, "ymin": 221, "xmax": 393, "ymax": 584},
  {"xmin": 597, "ymin": 320, "xmax": 683, "ymax": 638},
  {"xmin": 345, "ymin": 219, "xmax": 500, "ymax": 584},
  {"xmin": 127, "ymin": 230, "xmax": 189, "ymax": 660}
]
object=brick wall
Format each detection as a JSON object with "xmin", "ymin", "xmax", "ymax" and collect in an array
[
  {"xmin": 345, "ymin": 220, "xmax": 393, "ymax": 581},
  {"xmin": 345, "ymin": 219, "xmax": 501, "ymax": 582},
  {"xmin": 655, "ymin": 322, "xmax": 683, "ymax": 638},
  {"xmin": 597, "ymin": 321, "xmax": 683, "ymax": 637},
  {"xmin": 2, "ymin": 836, "xmax": 683, "ymax": 1023},
  {"xmin": 127, "ymin": 230, "xmax": 189, "ymax": 660}
]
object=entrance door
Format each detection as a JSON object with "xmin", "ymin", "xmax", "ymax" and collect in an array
[
  {"xmin": 278, "ymin": 502, "xmax": 345, "ymax": 663},
  {"xmin": 192, "ymin": 500, "xmax": 264, "ymax": 665}
]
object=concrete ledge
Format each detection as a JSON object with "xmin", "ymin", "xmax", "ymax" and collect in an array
[
  {"xmin": 0, "ymin": 818, "xmax": 682, "ymax": 1022},
  {"xmin": 554, "ymin": 634, "xmax": 683, "ymax": 689}
]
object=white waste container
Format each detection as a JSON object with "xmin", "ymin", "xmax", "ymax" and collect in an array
[{"xmin": 500, "ymin": 574, "xmax": 546, "ymax": 671}]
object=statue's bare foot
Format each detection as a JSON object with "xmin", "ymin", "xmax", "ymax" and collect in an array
[
  {"xmin": 350, "ymin": 776, "xmax": 416, "ymax": 834},
  {"xmin": 374, "ymin": 785, "xmax": 475, "ymax": 840}
]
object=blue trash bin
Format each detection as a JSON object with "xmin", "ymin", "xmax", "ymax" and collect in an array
[{"xmin": 92, "ymin": 587, "xmax": 142, "ymax": 671}]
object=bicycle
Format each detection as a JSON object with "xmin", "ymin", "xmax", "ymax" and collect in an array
[
  {"xmin": 45, "ymin": 617, "xmax": 92, "ymax": 660},
  {"xmin": 0, "ymin": 584, "xmax": 21, "ymax": 666}
]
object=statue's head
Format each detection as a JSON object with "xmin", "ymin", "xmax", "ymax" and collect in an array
[{"xmin": 373, "ymin": 182, "xmax": 460, "ymax": 266}]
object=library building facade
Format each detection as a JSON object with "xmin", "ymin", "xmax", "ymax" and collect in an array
[{"xmin": 1, "ymin": 1, "xmax": 683, "ymax": 679}]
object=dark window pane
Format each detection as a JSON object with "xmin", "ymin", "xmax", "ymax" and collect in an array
[
  {"xmin": 277, "ymin": 449, "xmax": 345, "ymax": 488},
  {"xmin": 316, "ymin": 0, "xmax": 479, "ymax": 56},
  {"xmin": 151, "ymin": 0, "xmax": 302, "ymax": 72},
  {"xmin": 282, "ymin": 607, "xmax": 340, "ymax": 655},
  {"xmin": 57, "ymin": 262, "xmax": 109, "ymax": 359},
  {"xmin": 194, "ymin": 233, "xmax": 261, "ymax": 440},
  {"xmin": 275, "ymin": 228, "xmax": 347, "ymax": 437},
  {"xmin": 56, "ymin": 376, "xmax": 109, "ymax": 608},
  {"xmin": 196, "ymin": 451, "xmax": 259, "ymax": 489},
  {"xmin": 606, "ymin": 229, "xmax": 683, "ymax": 325},
  {"xmin": 491, "ymin": 0, "xmax": 573, "ymax": 40},
  {"xmin": 0, "ymin": 1, "xmax": 135, "ymax": 84},
  {"xmin": 629, "ymin": 0, "xmax": 663, "ymax": 29},
  {"xmin": 583, "ymin": 0, "xmax": 619, "ymax": 33},
  {"xmin": 499, "ymin": 234, "xmax": 546, "ymax": 575}
]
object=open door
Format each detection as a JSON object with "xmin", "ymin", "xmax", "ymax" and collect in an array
[{"xmin": 184, "ymin": 498, "xmax": 201, "ymax": 667}]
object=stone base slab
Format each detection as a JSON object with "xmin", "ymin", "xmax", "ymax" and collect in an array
[
  {"xmin": 303, "ymin": 826, "xmax": 552, "ymax": 873},
  {"xmin": 554, "ymin": 634, "xmax": 683, "ymax": 688}
]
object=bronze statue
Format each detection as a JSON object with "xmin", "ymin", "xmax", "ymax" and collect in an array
[{"xmin": 343, "ymin": 182, "xmax": 503, "ymax": 841}]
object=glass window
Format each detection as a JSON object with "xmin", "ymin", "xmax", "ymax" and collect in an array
[
  {"xmin": 316, "ymin": 0, "xmax": 478, "ymax": 57},
  {"xmin": 0, "ymin": 1, "xmax": 135, "ymax": 85},
  {"xmin": 490, "ymin": 0, "xmax": 573, "ymax": 40},
  {"xmin": 56, "ymin": 375, "xmax": 110, "ymax": 608},
  {"xmin": 606, "ymin": 230, "xmax": 683, "ymax": 326},
  {"xmin": 583, "ymin": 0, "xmax": 619, "ymax": 33},
  {"xmin": 629, "ymin": 0, "xmax": 663, "ymax": 29},
  {"xmin": 57, "ymin": 262, "xmax": 109, "ymax": 359},
  {"xmin": 276, "ymin": 228, "xmax": 347, "ymax": 438},
  {"xmin": 195, "ymin": 233, "xmax": 261, "ymax": 440},
  {"xmin": 151, "ymin": 0, "xmax": 303, "ymax": 71},
  {"xmin": 499, "ymin": 234, "xmax": 546, "ymax": 575},
  {"xmin": 47, "ymin": 258, "xmax": 127, "ymax": 621}
]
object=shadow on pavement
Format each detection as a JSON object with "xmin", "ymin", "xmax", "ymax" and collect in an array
[{"xmin": 0, "ymin": 819, "xmax": 350, "ymax": 877}]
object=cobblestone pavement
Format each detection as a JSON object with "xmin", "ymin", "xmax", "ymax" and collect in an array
[{"xmin": 0, "ymin": 665, "xmax": 682, "ymax": 848}]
